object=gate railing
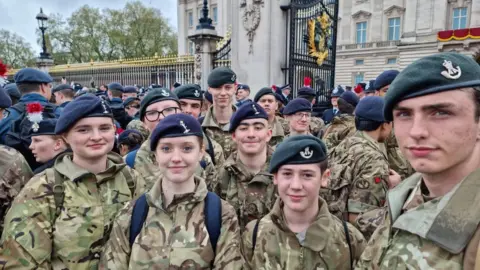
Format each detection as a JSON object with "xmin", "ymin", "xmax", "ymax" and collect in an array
[{"xmin": 213, "ymin": 25, "xmax": 232, "ymax": 68}]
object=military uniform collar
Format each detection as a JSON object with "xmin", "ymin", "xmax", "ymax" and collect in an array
[
  {"xmin": 19, "ymin": 93, "xmax": 48, "ymax": 103},
  {"xmin": 146, "ymin": 176, "xmax": 208, "ymax": 210},
  {"xmin": 224, "ymin": 147, "xmax": 273, "ymax": 182},
  {"xmin": 54, "ymin": 151, "xmax": 126, "ymax": 184},
  {"xmin": 201, "ymin": 105, "xmax": 236, "ymax": 131},
  {"xmin": 270, "ymin": 197, "xmax": 332, "ymax": 252},
  {"xmin": 271, "ymin": 116, "xmax": 285, "ymax": 137},
  {"xmin": 355, "ymin": 131, "xmax": 386, "ymax": 156}
]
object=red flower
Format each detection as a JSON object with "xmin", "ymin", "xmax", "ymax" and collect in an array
[
  {"xmin": 304, "ymin": 77, "xmax": 312, "ymax": 87},
  {"xmin": 354, "ymin": 84, "xmax": 364, "ymax": 94},
  {"xmin": 26, "ymin": 102, "xmax": 44, "ymax": 114},
  {"xmin": 0, "ymin": 60, "xmax": 8, "ymax": 77},
  {"xmin": 271, "ymin": 85, "xmax": 277, "ymax": 91}
]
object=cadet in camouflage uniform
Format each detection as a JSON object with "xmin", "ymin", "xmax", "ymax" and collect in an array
[
  {"xmin": 243, "ymin": 135, "xmax": 366, "ymax": 269},
  {"xmin": 322, "ymin": 91, "xmax": 359, "ymax": 152},
  {"xmin": 131, "ymin": 88, "xmax": 221, "ymax": 189},
  {"xmin": 202, "ymin": 67, "xmax": 238, "ymax": 158},
  {"xmin": 0, "ymin": 94, "xmax": 147, "ymax": 269},
  {"xmin": 126, "ymin": 119, "xmax": 150, "ymax": 140},
  {"xmin": 101, "ymin": 114, "xmax": 244, "ymax": 269},
  {"xmin": 283, "ymin": 98, "xmax": 314, "ymax": 137},
  {"xmin": 356, "ymin": 53, "xmax": 480, "ymax": 269},
  {"xmin": 214, "ymin": 102, "xmax": 277, "ymax": 229},
  {"xmin": 325, "ymin": 97, "xmax": 398, "ymax": 239},
  {"xmin": 254, "ymin": 87, "xmax": 287, "ymax": 147},
  {"xmin": 296, "ymin": 86, "xmax": 326, "ymax": 136},
  {"xmin": 0, "ymin": 88, "xmax": 33, "ymax": 235}
]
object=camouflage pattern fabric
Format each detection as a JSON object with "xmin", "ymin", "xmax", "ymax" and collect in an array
[
  {"xmin": 310, "ymin": 116, "xmax": 325, "ymax": 137},
  {"xmin": 243, "ymin": 198, "xmax": 366, "ymax": 270},
  {"xmin": 382, "ymin": 130, "xmax": 415, "ymax": 179},
  {"xmin": 202, "ymin": 106, "xmax": 236, "ymax": 158},
  {"xmin": 357, "ymin": 171, "xmax": 480, "ymax": 269},
  {"xmin": 0, "ymin": 144, "xmax": 33, "ymax": 235},
  {"xmin": 322, "ymin": 114, "xmax": 356, "ymax": 152},
  {"xmin": 353, "ymin": 206, "xmax": 388, "ymax": 241},
  {"xmin": 325, "ymin": 131, "xmax": 389, "ymax": 224},
  {"xmin": 100, "ymin": 176, "xmax": 245, "ymax": 269},
  {"xmin": 126, "ymin": 120, "xmax": 150, "ymax": 141},
  {"xmin": 213, "ymin": 149, "xmax": 277, "ymax": 230},
  {"xmin": 207, "ymin": 135, "xmax": 226, "ymax": 168},
  {"xmin": 0, "ymin": 152, "xmax": 147, "ymax": 269},
  {"xmin": 268, "ymin": 116, "xmax": 286, "ymax": 148}
]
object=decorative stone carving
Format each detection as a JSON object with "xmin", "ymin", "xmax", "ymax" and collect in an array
[
  {"xmin": 384, "ymin": 5, "xmax": 406, "ymax": 17},
  {"xmin": 352, "ymin": 10, "xmax": 372, "ymax": 20},
  {"xmin": 241, "ymin": 0, "xmax": 265, "ymax": 54},
  {"xmin": 356, "ymin": 0, "xmax": 369, "ymax": 4},
  {"xmin": 194, "ymin": 44, "xmax": 202, "ymax": 85}
]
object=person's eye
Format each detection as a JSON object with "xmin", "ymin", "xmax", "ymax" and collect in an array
[
  {"xmin": 183, "ymin": 146, "xmax": 193, "ymax": 152},
  {"xmin": 161, "ymin": 146, "xmax": 171, "ymax": 152}
]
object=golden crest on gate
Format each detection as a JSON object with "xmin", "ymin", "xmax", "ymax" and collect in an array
[{"xmin": 307, "ymin": 11, "xmax": 332, "ymax": 66}]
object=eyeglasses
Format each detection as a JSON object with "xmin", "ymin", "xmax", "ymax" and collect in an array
[
  {"xmin": 145, "ymin": 107, "xmax": 181, "ymax": 122},
  {"xmin": 292, "ymin": 112, "xmax": 311, "ymax": 120}
]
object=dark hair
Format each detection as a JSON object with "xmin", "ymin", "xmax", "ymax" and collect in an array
[
  {"xmin": 298, "ymin": 95, "xmax": 314, "ymax": 103},
  {"xmin": 118, "ymin": 132, "xmax": 144, "ymax": 152},
  {"xmin": 58, "ymin": 88, "xmax": 76, "ymax": 99},
  {"xmin": 472, "ymin": 87, "xmax": 480, "ymax": 121},
  {"xmin": 337, "ymin": 98, "xmax": 355, "ymax": 114},
  {"xmin": 109, "ymin": 89, "xmax": 123, "ymax": 98},
  {"xmin": 17, "ymin": 83, "xmax": 41, "ymax": 94},
  {"xmin": 318, "ymin": 159, "xmax": 328, "ymax": 173},
  {"xmin": 355, "ymin": 116, "xmax": 383, "ymax": 131}
]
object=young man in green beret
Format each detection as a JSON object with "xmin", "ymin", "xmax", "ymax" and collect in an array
[
  {"xmin": 357, "ymin": 52, "xmax": 480, "ymax": 269},
  {"xmin": 254, "ymin": 87, "xmax": 287, "ymax": 147},
  {"xmin": 202, "ymin": 67, "xmax": 237, "ymax": 158},
  {"xmin": 242, "ymin": 135, "xmax": 365, "ymax": 269},
  {"xmin": 214, "ymin": 102, "xmax": 277, "ymax": 230}
]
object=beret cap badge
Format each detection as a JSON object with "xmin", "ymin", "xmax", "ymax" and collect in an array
[
  {"xmin": 180, "ymin": 120, "xmax": 190, "ymax": 133},
  {"xmin": 26, "ymin": 102, "xmax": 44, "ymax": 133},
  {"xmin": 252, "ymin": 104, "xmax": 260, "ymax": 115},
  {"xmin": 300, "ymin": 147, "xmax": 313, "ymax": 159},
  {"xmin": 101, "ymin": 100, "xmax": 109, "ymax": 114},
  {"xmin": 161, "ymin": 89, "xmax": 170, "ymax": 97},
  {"xmin": 194, "ymin": 89, "xmax": 200, "ymax": 97},
  {"xmin": 441, "ymin": 60, "xmax": 461, "ymax": 80}
]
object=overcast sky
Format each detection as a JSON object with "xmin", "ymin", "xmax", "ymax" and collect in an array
[{"xmin": 0, "ymin": 0, "xmax": 178, "ymax": 54}]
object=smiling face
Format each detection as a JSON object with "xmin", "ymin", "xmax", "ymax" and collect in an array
[
  {"xmin": 393, "ymin": 89, "xmax": 480, "ymax": 175},
  {"xmin": 155, "ymin": 136, "xmax": 204, "ymax": 184},
  {"xmin": 208, "ymin": 83, "xmax": 236, "ymax": 108},
  {"xmin": 286, "ymin": 112, "xmax": 311, "ymax": 133},
  {"xmin": 232, "ymin": 118, "xmax": 272, "ymax": 155},
  {"xmin": 64, "ymin": 117, "xmax": 116, "ymax": 161}
]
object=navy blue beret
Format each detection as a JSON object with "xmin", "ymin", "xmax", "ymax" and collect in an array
[
  {"xmin": 229, "ymin": 102, "xmax": 268, "ymax": 132},
  {"xmin": 124, "ymin": 86, "xmax": 138, "ymax": 94},
  {"xmin": 331, "ymin": 87, "xmax": 345, "ymax": 97},
  {"xmin": 150, "ymin": 113, "xmax": 204, "ymax": 151},
  {"xmin": 118, "ymin": 129, "xmax": 143, "ymax": 143},
  {"xmin": 297, "ymin": 87, "xmax": 316, "ymax": 97},
  {"xmin": 0, "ymin": 87, "xmax": 12, "ymax": 108},
  {"xmin": 108, "ymin": 82, "xmax": 124, "ymax": 92},
  {"xmin": 14, "ymin": 68, "xmax": 53, "ymax": 84},
  {"xmin": 237, "ymin": 84, "xmax": 250, "ymax": 91},
  {"xmin": 355, "ymin": 96, "xmax": 386, "ymax": 122},
  {"xmin": 207, "ymin": 67, "xmax": 237, "ymax": 88},
  {"xmin": 173, "ymin": 82, "xmax": 181, "ymax": 88},
  {"xmin": 278, "ymin": 84, "xmax": 291, "ymax": 91},
  {"xmin": 339, "ymin": 91, "xmax": 359, "ymax": 107},
  {"xmin": 275, "ymin": 93, "xmax": 287, "ymax": 105},
  {"xmin": 55, "ymin": 94, "xmax": 113, "ymax": 134},
  {"xmin": 73, "ymin": 83, "xmax": 83, "ymax": 91},
  {"xmin": 30, "ymin": 118, "xmax": 57, "ymax": 136},
  {"xmin": 4, "ymin": 83, "xmax": 20, "ymax": 99},
  {"xmin": 365, "ymin": 80, "xmax": 376, "ymax": 93},
  {"xmin": 269, "ymin": 135, "xmax": 328, "ymax": 173},
  {"xmin": 204, "ymin": 90, "xmax": 213, "ymax": 103},
  {"xmin": 53, "ymin": 84, "xmax": 74, "ymax": 94},
  {"xmin": 123, "ymin": 97, "xmax": 140, "ymax": 107},
  {"xmin": 283, "ymin": 98, "xmax": 312, "ymax": 115},
  {"xmin": 254, "ymin": 87, "xmax": 275, "ymax": 102},
  {"xmin": 174, "ymin": 84, "xmax": 203, "ymax": 100},
  {"xmin": 374, "ymin": 70, "xmax": 399, "ymax": 90},
  {"xmin": 139, "ymin": 88, "xmax": 179, "ymax": 121}
]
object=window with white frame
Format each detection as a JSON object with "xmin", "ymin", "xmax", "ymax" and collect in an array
[
  {"xmin": 212, "ymin": 6, "xmax": 218, "ymax": 24},
  {"xmin": 355, "ymin": 59, "xmax": 364, "ymax": 65},
  {"xmin": 354, "ymin": 73, "xmax": 364, "ymax": 84},
  {"xmin": 356, "ymin": 22, "xmax": 367, "ymax": 44},
  {"xmin": 452, "ymin": 7, "xmax": 467, "ymax": 30},
  {"xmin": 188, "ymin": 11, "xmax": 193, "ymax": 28},
  {"xmin": 387, "ymin": 58, "xmax": 397, "ymax": 64},
  {"xmin": 388, "ymin": 17, "xmax": 400, "ymax": 40},
  {"xmin": 188, "ymin": 41, "xmax": 195, "ymax": 55}
]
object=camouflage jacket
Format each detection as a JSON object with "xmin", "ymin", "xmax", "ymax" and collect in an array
[
  {"xmin": 325, "ymin": 131, "xmax": 389, "ymax": 222},
  {"xmin": 100, "ymin": 176, "xmax": 244, "ymax": 270},
  {"xmin": 0, "ymin": 144, "xmax": 33, "ymax": 235},
  {"xmin": 202, "ymin": 106, "xmax": 236, "ymax": 158},
  {"xmin": 280, "ymin": 117, "xmax": 323, "ymax": 137},
  {"xmin": 322, "ymin": 114, "xmax": 356, "ymax": 152},
  {"xmin": 381, "ymin": 130, "xmax": 415, "ymax": 179},
  {"xmin": 126, "ymin": 119, "xmax": 150, "ymax": 141},
  {"xmin": 268, "ymin": 116, "xmax": 286, "ymax": 148},
  {"xmin": 356, "ymin": 170, "xmax": 480, "ymax": 270},
  {"xmin": 213, "ymin": 149, "xmax": 277, "ymax": 229},
  {"xmin": 0, "ymin": 152, "xmax": 147, "ymax": 270},
  {"xmin": 243, "ymin": 197, "xmax": 366, "ymax": 270}
]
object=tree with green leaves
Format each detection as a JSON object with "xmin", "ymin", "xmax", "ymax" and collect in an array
[{"xmin": 0, "ymin": 29, "xmax": 36, "ymax": 68}]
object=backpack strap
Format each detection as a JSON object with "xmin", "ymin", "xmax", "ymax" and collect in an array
[
  {"xmin": 125, "ymin": 149, "xmax": 138, "ymax": 169},
  {"xmin": 204, "ymin": 191, "xmax": 222, "ymax": 253},
  {"xmin": 46, "ymin": 168, "xmax": 65, "ymax": 219},
  {"xmin": 121, "ymin": 166, "xmax": 136, "ymax": 197},
  {"xmin": 251, "ymin": 218, "xmax": 261, "ymax": 253},
  {"xmin": 342, "ymin": 219, "xmax": 354, "ymax": 269},
  {"xmin": 202, "ymin": 128, "xmax": 216, "ymax": 166},
  {"xmin": 199, "ymin": 159, "xmax": 207, "ymax": 169},
  {"xmin": 129, "ymin": 193, "xmax": 149, "ymax": 247}
]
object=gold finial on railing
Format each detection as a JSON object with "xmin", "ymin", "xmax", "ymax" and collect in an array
[
  {"xmin": 90, "ymin": 58, "xmax": 94, "ymax": 66},
  {"xmin": 216, "ymin": 24, "xmax": 232, "ymax": 50}
]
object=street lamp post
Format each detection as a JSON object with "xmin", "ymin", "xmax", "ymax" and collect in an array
[
  {"xmin": 36, "ymin": 8, "xmax": 50, "ymax": 59},
  {"xmin": 196, "ymin": 0, "xmax": 214, "ymax": 30}
]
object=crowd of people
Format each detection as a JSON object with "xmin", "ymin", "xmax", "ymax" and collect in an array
[{"xmin": 0, "ymin": 51, "xmax": 479, "ymax": 269}]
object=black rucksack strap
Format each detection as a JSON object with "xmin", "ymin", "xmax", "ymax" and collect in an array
[
  {"xmin": 129, "ymin": 193, "xmax": 149, "ymax": 246},
  {"xmin": 342, "ymin": 220, "xmax": 354, "ymax": 269},
  {"xmin": 251, "ymin": 218, "xmax": 261, "ymax": 253},
  {"xmin": 202, "ymin": 128, "xmax": 216, "ymax": 166}
]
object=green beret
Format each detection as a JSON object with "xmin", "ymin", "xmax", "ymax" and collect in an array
[
  {"xmin": 254, "ymin": 87, "xmax": 275, "ymax": 102},
  {"xmin": 139, "ymin": 88, "xmax": 179, "ymax": 121},
  {"xmin": 384, "ymin": 52, "xmax": 480, "ymax": 121},
  {"xmin": 174, "ymin": 84, "xmax": 203, "ymax": 100},
  {"xmin": 207, "ymin": 67, "xmax": 237, "ymax": 88},
  {"xmin": 269, "ymin": 135, "xmax": 327, "ymax": 173}
]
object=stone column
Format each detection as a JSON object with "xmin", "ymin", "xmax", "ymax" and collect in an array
[
  {"xmin": 36, "ymin": 57, "xmax": 54, "ymax": 73},
  {"xmin": 189, "ymin": 29, "xmax": 222, "ymax": 89}
]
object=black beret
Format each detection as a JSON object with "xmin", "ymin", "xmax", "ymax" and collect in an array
[
  {"xmin": 275, "ymin": 93, "xmax": 287, "ymax": 105},
  {"xmin": 204, "ymin": 90, "xmax": 213, "ymax": 103},
  {"xmin": 123, "ymin": 97, "xmax": 140, "ymax": 107},
  {"xmin": 365, "ymin": 80, "xmax": 376, "ymax": 93},
  {"xmin": 4, "ymin": 83, "xmax": 20, "ymax": 99},
  {"xmin": 173, "ymin": 82, "xmax": 181, "ymax": 88},
  {"xmin": 283, "ymin": 98, "xmax": 312, "ymax": 115},
  {"xmin": 339, "ymin": 91, "xmax": 359, "ymax": 107},
  {"xmin": 207, "ymin": 67, "xmax": 237, "ymax": 88},
  {"xmin": 14, "ymin": 68, "xmax": 53, "ymax": 84},
  {"xmin": 269, "ymin": 135, "xmax": 327, "ymax": 173},
  {"xmin": 384, "ymin": 52, "xmax": 480, "ymax": 121},
  {"xmin": 229, "ymin": 102, "xmax": 268, "ymax": 132},
  {"xmin": 150, "ymin": 113, "xmax": 203, "ymax": 151},
  {"xmin": 374, "ymin": 70, "xmax": 399, "ymax": 90},
  {"xmin": 297, "ymin": 87, "xmax": 316, "ymax": 97},
  {"xmin": 30, "ymin": 118, "xmax": 57, "ymax": 136},
  {"xmin": 55, "ymin": 94, "xmax": 113, "ymax": 134},
  {"xmin": 331, "ymin": 87, "xmax": 344, "ymax": 97},
  {"xmin": 73, "ymin": 83, "xmax": 83, "ymax": 91},
  {"xmin": 0, "ymin": 87, "xmax": 12, "ymax": 108},
  {"xmin": 355, "ymin": 96, "xmax": 385, "ymax": 122},
  {"xmin": 139, "ymin": 88, "xmax": 180, "ymax": 121},
  {"xmin": 52, "ymin": 84, "xmax": 74, "ymax": 94},
  {"xmin": 174, "ymin": 84, "xmax": 203, "ymax": 100},
  {"xmin": 123, "ymin": 86, "xmax": 138, "ymax": 94},
  {"xmin": 118, "ymin": 129, "xmax": 143, "ymax": 143},
  {"xmin": 108, "ymin": 82, "xmax": 124, "ymax": 92},
  {"xmin": 254, "ymin": 87, "xmax": 275, "ymax": 102}
]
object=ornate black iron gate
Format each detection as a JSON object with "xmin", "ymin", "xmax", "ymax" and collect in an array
[{"xmin": 286, "ymin": 0, "xmax": 338, "ymax": 109}]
